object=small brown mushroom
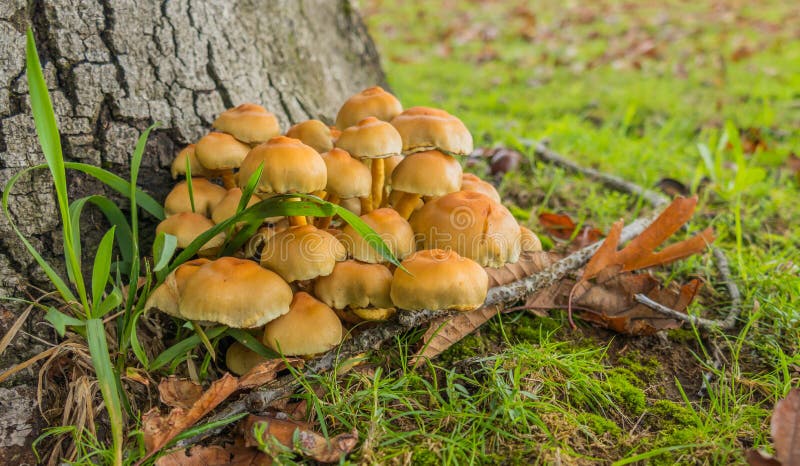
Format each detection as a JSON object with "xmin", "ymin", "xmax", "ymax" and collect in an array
[{"xmin": 263, "ymin": 292, "xmax": 343, "ymax": 356}]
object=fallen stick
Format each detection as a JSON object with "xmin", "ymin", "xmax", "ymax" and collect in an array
[{"xmin": 527, "ymin": 140, "xmax": 742, "ymax": 331}]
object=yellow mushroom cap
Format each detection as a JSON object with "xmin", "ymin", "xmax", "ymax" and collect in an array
[
  {"xmin": 211, "ymin": 188, "xmax": 259, "ymax": 225},
  {"xmin": 520, "ymin": 226, "xmax": 543, "ymax": 252},
  {"xmin": 390, "ymin": 106, "xmax": 473, "ymax": 156},
  {"xmin": 212, "ymin": 103, "xmax": 281, "ymax": 144},
  {"xmin": 460, "ymin": 173, "xmax": 501, "ymax": 203},
  {"xmin": 321, "ymin": 148, "xmax": 371, "ymax": 199},
  {"xmin": 335, "ymin": 86, "xmax": 403, "ymax": 130},
  {"xmin": 263, "ymin": 292, "xmax": 343, "ymax": 356},
  {"xmin": 164, "ymin": 178, "xmax": 227, "ymax": 217},
  {"xmin": 409, "ymin": 191, "xmax": 521, "ymax": 267},
  {"xmin": 339, "ymin": 208, "xmax": 415, "ymax": 264},
  {"xmin": 314, "ymin": 260, "xmax": 393, "ymax": 310},
  {"xmin": 334, "ymin": 117, "xmax": 402, "ymax": 160},
  {"xmin": 179, "ymin": 257, "xmax": 293, "ymax": 328},
  {"xmin": 390, "ymin": 249, "xmax": 488, "ymax": 312},
  {"xmin": 195, "ymin": 132, "xmax": 252, "ymax": 172},
  {"xmin": 171, "ymin": 144, "xmax": 212, "ymax": 179},
  {"xmin": 144, "ymin": 258, "xmax": 211, "ymax": 318},
  {"xmin": 155, "ymin": 212, "xmax": 225, "ymax": 253},
  {"xmin": 391, "ymin": 150, "xmax": 463, "ymax": 197},
  {"xmin": 225, "ymin": 342, "xmax": 268, "ymax": 376},
  {"xmin": 285, "ymin": 120, "xmax": 334, "ymax": 153},
  {"xmin": 260, "ymin": 224, "xmax": 346, "ymax": 282},
  {"xmin": 237, "ymin": 136, "xmax": 327, "ymax": 196}
]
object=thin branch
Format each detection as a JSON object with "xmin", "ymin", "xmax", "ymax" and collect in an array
[{"xmin": 634, "ymin": 294, "xmax": 732, "ymax": 329}]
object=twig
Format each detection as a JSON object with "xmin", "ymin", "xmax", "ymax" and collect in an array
[{"xmin": 525, "ymin": 140, "xmax": 742, "ymax": 332}]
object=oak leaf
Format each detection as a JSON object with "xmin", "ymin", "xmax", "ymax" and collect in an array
[{"xmin": 241, "ymin": 415, "xmax": 358, "ymax": 463}]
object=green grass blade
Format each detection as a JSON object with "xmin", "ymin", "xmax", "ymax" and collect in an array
[
  {"xmin": 69, "ymin": 195, "xmax": 134, "ymax": 268},
  {"xmin": 168, "ymin": 412, "xmax": 249, "ymax": 445},
  {"xmin": 152, "ymin": 232, "xmax": 178, "ymax": 272},
  {"xmin": 185, "ymin": 168, "xmax": 196, "ymax": 213},
  {"xmin": 63, "ymin": 162, "xmax": 164, "ymax": 219},
  {"xmin": 129, "ymin": 308, "xmax": 150, "ymax": 368},
  {"xmin": 191, "ymin": 322, "xmax": 216, "ymax": 361},
  {"xmin": 2, "ymin": 168, "xmax": 76, "ymax": 303},
  {"xmin": 150, "ymin": 325, "xmax": 228, "ymax": 371},
  {"xmin": 91, "ymin": 227, "xmax": 116, "ymax": 317},
  {"xmin": 331, "ymin": 203, "xmax": 402, "ymax": 268},
  {"xmin": 45, "ymin": 307, "xmax": 86, "ymax": 336},
  {"xmin": 86, "ymin": 319, "xmax": 123, "ymax": 466},
  {"xmin": 220, "ymin": 220, "xmax": 261, "ymax": 257},
  {"xmin": 95, "ymin": 287, "xmax": 123, "ymax": 318},
  {"xmin": 227, "ymin": 328, "xmax": 282, "ymax": 359},
  {"xmin": 130, "ymin": 123, "xmax": 159, "ymax": 240},
  {"xmin": 238, "ymin": 163, "xmax": 264, "ymax": 213}
]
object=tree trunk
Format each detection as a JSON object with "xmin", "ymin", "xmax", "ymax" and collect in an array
[{"xmin": 0, "ymin": 0, "xmax": 385, "ymax": 461}]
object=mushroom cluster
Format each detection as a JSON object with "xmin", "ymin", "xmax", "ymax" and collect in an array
[{"xmin": 147, "ymin": 87, "xmax": 543, "ymax": 373}]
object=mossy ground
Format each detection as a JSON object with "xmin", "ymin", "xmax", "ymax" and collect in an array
[{"xmin": 287, "ymin": 1, "xmax": 800, "ymax": 464}]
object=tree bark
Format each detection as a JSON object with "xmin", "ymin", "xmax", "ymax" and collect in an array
[{"xmin": 0, "ymin": 0, "xmax": 385, "ymax": 461}]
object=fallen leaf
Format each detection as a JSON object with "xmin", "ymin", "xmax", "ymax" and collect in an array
[
  {"xmin": 140, "ymin": 373, "xmax": 240, "ymax": 464},
  {"xmin": 238, "ymin": 358, "xmax": 304, "ymax": 390},
  {"xmin": 656, "ymin": 178, "xmax": 691, "ymax": 197},
  {"xmin": 155, "ymin": 445, "xmax": 271, "ymax": 466},
  {"xmin": 158, "ymin": 376, "xmax": 204, "ymax": 410},
  {"xmin": 538, "ymin": 212, "xmax": 604, "ymax": 247},
  {"xmin": 772, "ymin": 388, "xmax": 800, "ymax": 466},
  {"xmin": 489, "ymin": 147, "xmax": 522, "ymax": 177},
  {"xmin": 241, "ymin": 415, "xmax": 358, "ymax": 463},
  {"xmin": 746, "ymin": 449, "xmax": 782, "ymax": 466}
]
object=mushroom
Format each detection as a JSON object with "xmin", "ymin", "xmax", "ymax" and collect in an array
[
  {"xmin": 144, "ymin": 258, "xmax": 211, "ymax": 317},
  {"xmin": 460, "ymin": 173, "xmax": 501, "ymax": 203},
  {"xmin": 262, "ymin": 292, "xmax": 343, "ymax": 357},
  {"xmin": 164, "ymin": 178, "xmax": 227, "ymax": 217},
  {"xmin": 260, "ymin": 224, "xmax": 346, "ymax": 282},
  {"xmin": 339, "ymin": 208, "xmax": 415, "ymax": 264},
  {"xmin": 409, "ymin": 191, "xmax": 521, "ymax": 267},
  {"xmin": 210, "ymin": 187, "xmax": 260, "ymax": 225},
  {"xmin": 390, "ymin": 106, "xmax": 473, "ymax": 156},
  {"xmin": 390, "ymin": 249, "xmax": 488, "ymax": 312},
  {"xmin": 380, "ymin": 154, "xmax": 404, "ymax": 207},
  {"xmin": 390, "ymin": 150, "xmax": 463, "ymax": 219},
  {"xmin": 339, "ymin": 197, "xmax": 362, "ymax": 216},
  {"xmin": 171, "ymin": 144, "xmax": 212, "ymax": 179},
  {"xmin": 285, "ymin": 119, "xmax": 334, "ymax": 153},
  {"xmin": 335, "ymin": 117, "xmax": 402, "ymax": 212},
  {"xmin": 225, "ymin": 342, "xmax": 268, "ymax": 376},
  {"xmin": 314, "ymin": 260, "xmax": 395, "ymax": 321},
  {"xmin": 317, "ymin": 148, "xmax": 371, "ymax": 228},
  {"xmin": 212, "ymin": 103, "xmax": 281, "ymax": 145},
  {"xmin": 177, "ymin": 257, "xmax": 293, "ymax": 328},
  {"xmin": 520, "ymin": 226, "xmax": 543, "ymax": 252},
  {"xmin": 335, "ymin": 86, "xmax": 403, "ymax": 130},
  {"xmin": 237, "ymin": 136, "xmax": 327, "ymax": 226},
  {"xmin": 194, "ymin": 132, "xmax": 252, "ymax": 189},
  {"xmin": 155, "ymin": 212, "xmax": 225, "ymax": 257}
]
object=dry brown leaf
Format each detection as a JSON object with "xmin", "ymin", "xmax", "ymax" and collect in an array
[
  {"xmin": 413, "ymin": 251, "xmax": 559, "ymax": 364},
  {"xmin": 772, "ymin": 388, "xmax": 800, "ymax": 466},
  {"xmin": 140, "ymin": 373, "xmax": 239, "ymax": 464},
  {"xmin": 238, "ymin": 358, "xmax": 304, "ymax": 390},
  {"xmin": 241, "ymin": 415, "xmax": 358, "ymax": 463},
  {"xmin": 158, "ymin": 376, "xmax": 204, "ymax": 410},
  {"xmin": 155, "ymin": 445, "xmax": 272, "ymax": 466},
  {"xmin": 538, "ymin": 212, "xmax": 603, "ymax": 247},
  {"xmin": 747, "ymin": 449, "xmax": 783, "ymax": 466}
]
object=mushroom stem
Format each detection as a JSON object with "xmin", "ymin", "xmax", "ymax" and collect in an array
[
  {"xmin": 360, "ymin": 196, "xmax": 374, "ymax": 215},
  {"xmin": 371, "ymin": 158, "xmax": 385, "ymax": 208},
  {"xmin": 394, "ymin": 192, "xmax": 421, "ymax": 219},
  {"xmin": 221, "ymin": 171, "xmax": 237, "ymax": 189},
  {"xmin": 287, "ymin": 197, "xmax": 307, "ymax": 226},
  {"xmin": 316, "ymin": 194, "xmax": 339, "ymax": 229}
]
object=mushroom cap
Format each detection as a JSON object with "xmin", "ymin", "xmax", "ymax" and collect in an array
[
  {"xmin": 144, "ymin": 258, "xmax": 211, "ymax": 317},
  {"xmin": 225, "ymin": 342, "xmax": 268, "ymax": 376},
  {"xmin": 390, "ymin": 106, "xmax": 473, "ymax": 156},
  {"xmin": 260, "ymin": 224, "xmax": 346, "ymax": 282},
  {"xmin": 321, "ymin": 148, "xmax": 371, "ymax": 199},
  {"xmin": 314, "ymin": 260, "xmax": 393, "ymax": 310},
  {"xmin": 171, "ymin": 144, "xmax": 212, "ymax": 179},
  {"xmin": 238, "ymin": 136, "xmax": 327, "ymax": 196},
  {"xmin": 390, "ymin": 249, "xmax": 488, "ymax": 311},
  {"xmin": 520, "ymin": 226, "xmax": 543, "ymax": 252},
  {"xmin": 334, "ymin": 117, "xmax": 402, "ymax": 160},
  {"xmin": 211, "ymin": 188, "xmax": 260, "ymax": 225},
  {"xmin": 409, "ymin": 191, "xmax": 521, "ymax": 267},
  {"xmin": 335, "ymin": 86, "xmax": 403, "ymax": 130},
  {"xmin": 460, "ymin": 173, "xmax": 501, "ymax": 203},
  {"xmin": 391, "ymin": 150, "xmax": 463, "ymax": 197},
  {"xmin": 339, "ymin": 208, "xmax": 415, "ymax": 264},
  {"xmin": 155, "ymin": 212, "xmax": 225, "ymax": 252},
  {"xmin": 195, "ymin": 132, "xmax": 252, "ymax": 171},
  {"xmin": 262, "ymin": 292, "xmax": 343, "ymax": 356},
  {"xmin": 164, "ymin": 178, "xmax": 227, "ymax": 217},
  {"xmin": 339, "ymin": 197, "xmax": 361, "ymax": 216},
  {"xmin": 212, "ymin": 103, "xmax": 281, "ymax": 144},
  {"xmin": 285, "ymin": 120, "xmax": 333, "ymax": 153},
  {"xmin": 179, "ymin": 257, "xmax": 293, "ymax": 328}
]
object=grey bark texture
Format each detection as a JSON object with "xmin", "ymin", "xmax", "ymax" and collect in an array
[{"xmin": 0, "ymin": 0, "xmax": 385, "ymax": 462}]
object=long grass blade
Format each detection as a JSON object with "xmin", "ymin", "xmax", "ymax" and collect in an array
[
  {"xmin": 86, "ymin": 318, "xmax": 124, "ymax": 466},
  {"xmin": 150, "ymin": 326, "xmax": 228, "ymax": 371},
  {"xmin": 91, "ymin": 228, "xmax": 116, "ymax": 317},
  {"xmin": 227, "ymin": 327, "xmax": 281, "ymax": 359},
  {"xmin": 64, "ymin": 162, "xmax": 164, "ymax": 219},
  {"xmin": 69, "ymin": 195, "xmax": 134, "ymax": 268}
]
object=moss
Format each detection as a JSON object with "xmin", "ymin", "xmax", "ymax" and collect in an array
[
  {"xmin": 578, "ymin": 412, "xmax": 622, "ymax": 438},
  {"xmin": 410, "ymin": 448, "xmax": 441, "ymax": 466},
  {"xmin": 649, "ymin": 400, "xmax": 699, "ymax": 429},
  {"xmin": 605, "ymin": 369, "xmax": 646, "ymax": 415},
  {"xmin": 438, "ymin": 333, "xmax": 486, "ymax": 365},
  {"xmin": 617, "ymin": 350, "xmax": 660, "ymax": 380}
]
